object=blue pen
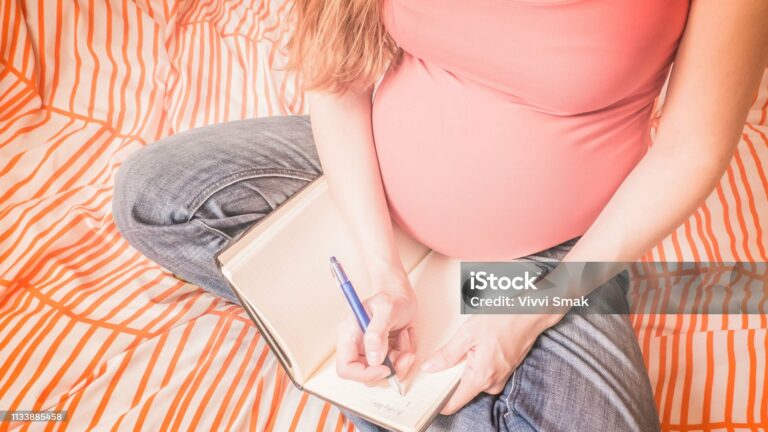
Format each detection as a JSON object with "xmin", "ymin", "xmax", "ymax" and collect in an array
[{"xmin": 330, "ymin": 256, "xmax": 404, "ymax": 396}]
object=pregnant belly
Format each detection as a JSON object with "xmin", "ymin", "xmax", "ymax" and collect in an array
[{"xmin": 372, "ymin": 53, "xmax": 654, "ymax": 260}]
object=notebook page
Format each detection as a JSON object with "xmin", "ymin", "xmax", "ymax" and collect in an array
[
  {"xmin": 303, "ymin": 252, "xmax": 467, "ymax": 431},
  {"xmin": 220, "ymin": 178, "xmax": 430, "ymax": 384},
  {"xmin": 224, "ymin": 182, "xmax": 379, "ymax": 383}
]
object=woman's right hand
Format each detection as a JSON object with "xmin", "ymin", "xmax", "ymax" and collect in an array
[{"xmin": 335, "ymin": 276, "xmax": 418, "ymax": 384}]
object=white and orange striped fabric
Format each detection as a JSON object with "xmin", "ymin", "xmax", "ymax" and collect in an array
[{"xmin": 0, "ymin": 0, "xmax": 766, "ymax": 431}]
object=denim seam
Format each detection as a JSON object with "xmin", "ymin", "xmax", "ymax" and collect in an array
[
  {"xmin": 192, "ymin": 219, "xmax": 233, "ymax": 240},
  {"xmin": 504, "ymin": 367, "xmax": 522, "ymax": 416},
  {"xmin": 503, "ymin": 367, "xmax": 540, "ymax": 431},
  {"xmin": 186, "ymin": 168, "xmax": 316, "ymax": 222}
]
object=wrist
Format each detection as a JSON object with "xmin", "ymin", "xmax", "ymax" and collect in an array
[
  {"xmin": 536, "ymin": 312, "xmax": 566, "ymax": 332},
  {"xmin": 368, "ymin": 264, "xmax": 413, "ymax": 295},
  {"xmin": 364, "ymin": 251, "xmax": 408, "ymax": 280}
]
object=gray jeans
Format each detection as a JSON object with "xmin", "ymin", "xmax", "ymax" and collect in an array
[{"xmin": 111, "ymin": 115, "xmax": 659, "ymax": 431}]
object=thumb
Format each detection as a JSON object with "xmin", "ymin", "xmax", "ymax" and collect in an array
[{"xmin": 421, "ymin": 327, "xmax": 472, "ymax": 372}]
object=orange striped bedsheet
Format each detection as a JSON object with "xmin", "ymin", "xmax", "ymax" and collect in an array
[{"xmin": 0, "ymin": 0, "xmax": 766, "ymax": 430}]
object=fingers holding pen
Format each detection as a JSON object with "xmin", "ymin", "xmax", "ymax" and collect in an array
[
  {"xmin": 336, "ymin": 319, "xmax": 392, "ymax": 383},
  {"xmin": 387, "ymin": 327, "xmax": 417, "ymax": 379}
]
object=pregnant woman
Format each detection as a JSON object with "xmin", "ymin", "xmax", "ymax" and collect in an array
[{"xmin": 112, "ymin": 0, "xmax": 768, "ymax": 430}]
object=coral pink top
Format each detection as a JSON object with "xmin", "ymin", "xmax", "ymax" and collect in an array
[{"xmin": 372, "ymin": 0, "xmax": 690, "ymax": 260}]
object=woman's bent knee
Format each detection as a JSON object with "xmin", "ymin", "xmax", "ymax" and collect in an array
[
  {"xmin": 111, "ymin": 116, "xmax": 321, "ymax": 301},
  {"xmin": 113, "ymin": 116, "xmax": 320, "ymax": 233}
]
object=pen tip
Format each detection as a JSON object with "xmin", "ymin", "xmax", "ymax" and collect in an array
[{"xmin": 390, "ymin": 377, "xmax": 404, "ymax": 396}]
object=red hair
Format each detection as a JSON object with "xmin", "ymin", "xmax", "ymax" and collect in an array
[{"xmin": 284, "ymin": 0, "xmax": 400, "ymax": 94}]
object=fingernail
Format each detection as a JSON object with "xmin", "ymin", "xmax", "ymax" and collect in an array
[
  {"xmin": 403, "ymin": 354, "xmax": 415, "ymax": 368},
  {"xmin": 399, "ymin": 355, "xmax": 415, "ymax": 378},
  {"xmin": 421, "ymin": 360, "xmax": 435, "ymax": 372},
  {"xmin": 368, "ymin": 351, "xmax": 383, "ymax": 365}
]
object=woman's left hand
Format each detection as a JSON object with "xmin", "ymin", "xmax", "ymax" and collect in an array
[{"xmin": 421, "ymin": 313, "xmax": 562, "ymax": 415}]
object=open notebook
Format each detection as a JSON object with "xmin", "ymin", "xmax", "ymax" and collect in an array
[{"xmin": 215, "ymin": 177, "xmax": 467, "ymax": 432}]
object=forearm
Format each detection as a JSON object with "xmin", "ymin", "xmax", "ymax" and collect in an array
[
  {"xmin": 534, "ymin": 122, "xmax": 754, "ymax": 323},
  {"xmin": 307, "ymin": 88, "xmax": 408, "ymax": 286},
  {"xmin": 547, "ymin": 131, "xmax": 741, "ymax": 298},
  {"xmin": 565, "ymin": 133, "xmax": 741, "ymax": 263}
]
